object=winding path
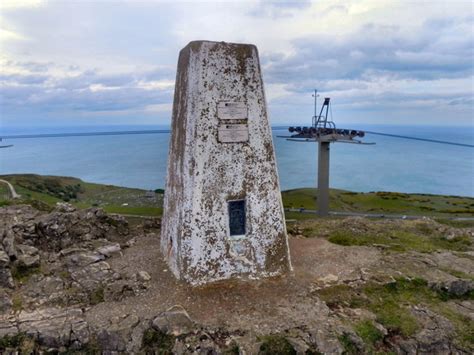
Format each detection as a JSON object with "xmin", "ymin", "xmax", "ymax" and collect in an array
[{"xmin": 0, "ymin": 179, "xmax": 20, "ymax": 199}]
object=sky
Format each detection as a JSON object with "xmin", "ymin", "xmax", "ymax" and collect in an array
[{"xmin": 1, "ymin": 0, "xmax": 473, "ymax": 130}]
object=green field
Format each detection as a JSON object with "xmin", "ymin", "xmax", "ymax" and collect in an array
[
  {"xmin": 1, "ymin": 174, "xmax": 473, "ymax": 219},
  {"xmin": 282, "ymin": 188, "xmax": 474, "ymax": 218},
  {"xmin": 0, "ymin": 174, "xmax": 162, "ymax": 216},
  {"xmin": 0, "ymin": 184, "xmax": 10, "ymax": 200}
]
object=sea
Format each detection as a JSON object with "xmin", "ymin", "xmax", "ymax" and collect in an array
[{"xmin": 1, "ymin": 124, "xmax": 473, "ymax": 197}]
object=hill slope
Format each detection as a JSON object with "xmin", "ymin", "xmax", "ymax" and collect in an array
[{"xmin": 1, "ymin": 174, "xmax": 473, "ymax": 219}]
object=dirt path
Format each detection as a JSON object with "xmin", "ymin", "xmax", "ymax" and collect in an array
[
  {"xmin": 85, "ymin": 235, "xmax": 381, "ymax": 334},
  {"xmin": 0, "ymin": 179, "xmax": 20, "ymax": 199}
]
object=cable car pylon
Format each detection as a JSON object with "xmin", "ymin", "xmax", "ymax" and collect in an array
[{"xmin": 278, "ymin": 90, "xmax": 374, "ymax": 216}]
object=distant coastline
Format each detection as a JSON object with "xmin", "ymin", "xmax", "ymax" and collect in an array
[{"xmin": 1, "ymin": 125, "xmax": 473, "ymax": 197}]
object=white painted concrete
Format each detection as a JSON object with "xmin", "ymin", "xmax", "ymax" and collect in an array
[{"xmin": 161, "ymin": 41, "xmax": 291, "ymax": 285}]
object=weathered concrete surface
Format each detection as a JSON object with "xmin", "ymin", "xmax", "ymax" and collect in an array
[{"xmin": 161, "ymin": 40, "xmax": 291, "ymax": 285}]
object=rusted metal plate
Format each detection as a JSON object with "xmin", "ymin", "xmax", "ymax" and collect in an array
[
  {"xmin": 217, "ymin": 101, "xmax": 247, "ymax": 120},
  {"xmin": 218, "ymin": 124, "xmax": 249, "ymax": 143}
]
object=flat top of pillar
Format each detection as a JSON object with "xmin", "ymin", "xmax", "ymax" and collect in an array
[{"xmin": 183, "ymin": 40, "xmax": 257, "ymax": 52}]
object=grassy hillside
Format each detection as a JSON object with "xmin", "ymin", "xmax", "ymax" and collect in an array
[
  {"xmin": 1, "ymin": 174, "xmax": 473, "ymax": 219},
  {"xmin": 0, "ymin": 174, "xmax": 162, "ymax": 216},
  {"xmin": 282, "ymin": 188, "xmax": 474, "ymax": 218}
]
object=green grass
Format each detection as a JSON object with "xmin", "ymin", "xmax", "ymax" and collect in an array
[
  {"xmin": 11, "ymin": 294, "xmax": 23, "ymax": 312},
  {"xmin": 437, "ymin": 306, "xmax": 474, "ymax": 350},
  {"xmin": 354, "ymin": 320, "xmax": 383, "ymax": 348},
  {"xmin": 0, "ymin": 184, "xmax": 10, "ymax": 200},
  {"xmin": 0, "ymin": 333, "xmax": 27, "ymax": 351},
  {"xmin": 11, "ymin": 264, "xmax": 41, "ymax": 283},
  {"xmin": 317, "ymin": 277, "xmax": 474, "ymax": 350},
  {"xmin": 326, "ymin": 229, "xmax": 472, "ymax": 253},
  {"xmin": 89, "ymin": 286, "xmax": 105, "ymax": 305},
  {"xmin": 142, "ymin": 328, "xmax": 175, "ymax": 354},
  {"xmin": 435, "ymin": 218, "xmax": 474, "ymax": 228},
  {"xmin": 298, "ymin": 217, "xmax": 473, "ymax": 254},
  {"xmin": 0, "ymin": 174, "xmax": 164, "ymax": 217},
  {"xmin": 2, "ymin": 175, "xmax": 473, "ymax": 219},
  {"xmin": 338, "ymin": 333, "xmax": 359, "ymax": 355},
  {"xmin": 281, "ymin": 188, "xmax": 474, "ymax": 218},
  {"xmin": 440, "ymin": 268, "xmax": 474, "ymax": 281},
  {"xmin": 258, "ymin": 335, "xmax": 296, "ymax": 355}
]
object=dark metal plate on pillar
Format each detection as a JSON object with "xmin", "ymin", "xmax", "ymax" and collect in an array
[{"xmin": 228, "ymin": 200, "xmax": 246, "ymax": 236}]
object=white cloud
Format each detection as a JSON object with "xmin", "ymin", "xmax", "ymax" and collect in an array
[
  {"xmin": 0, "ymin": 0, "xmax": 44, "ymax": 10},
  {"xmin": 0, "ymin": 0, "xmax": 473, "ymax": 127}
]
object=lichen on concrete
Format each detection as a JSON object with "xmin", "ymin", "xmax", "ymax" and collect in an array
[{"xmin": 161, "ymin": 40, "xmax": 292, "ymax": 285}]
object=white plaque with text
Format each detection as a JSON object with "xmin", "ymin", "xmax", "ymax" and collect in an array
[
  {"xmin": 218, "ymin": 124, "xmax": 249, "ymax": 143},
  {"xmin": 217, "ymin": 101, "xmax": 247, "ymax": 120}
]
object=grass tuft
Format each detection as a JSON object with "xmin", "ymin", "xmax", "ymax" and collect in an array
[
  {"xmin": 354, "ymin": 320, "xmax": 383, "ymax": 346},
  {"xmin": 338, "ymin": 333, "xmax": 359, "ymax": 355},
  {"xmin": 11, "ymin": 264, "xmax": 41, "ymax": 283},
  {"xmin": 326, "ymin": 229, "xmax": 471, "ymax": 253},
  {"xmin": 258, "ymin": 335, "xmax": 296, "ymax": 355},
  {"xmin": 89, "ymin": 286, "xmax": 105, "ymax": 305},
  {"xmin": 142, "ymin": 328, "xmax": 175, "ymax": 354}
]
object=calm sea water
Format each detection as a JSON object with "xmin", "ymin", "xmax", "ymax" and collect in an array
[{"xmin": 1, "ymin": 125, "xmax": 473, "ymax": 197}]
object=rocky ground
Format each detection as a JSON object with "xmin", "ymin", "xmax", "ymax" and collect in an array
[{"xmin": 0, "ymin": 203, "xmax": 473, "ymax": 354}]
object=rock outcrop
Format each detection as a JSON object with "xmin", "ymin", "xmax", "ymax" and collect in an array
[{"xmin": 1, "ymin": 203, "xmax": 473, "ymax": 354}]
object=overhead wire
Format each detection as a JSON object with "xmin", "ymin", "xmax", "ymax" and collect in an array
[
  {"xmin": 1, "ymin": 128, "xmax": 472, "ymax": 148},
  {"xmin": 364, "ymin": 131, "xmax": 474, "ymax": 148}
]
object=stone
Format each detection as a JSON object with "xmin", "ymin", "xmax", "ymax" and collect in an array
[
  {"xmin": 97, "ymin": 329, "xmax": 127, "ymax": 352},
  {"xmin": 411, "ymin": 306, "xmax": 455, "ymax": 354},
  {"xmin": 2, "ymin": 229, "xmax": 17, "ymax": 260},
  {"xmin": 96, "ymin": 243, "xmax": 121, "ymax": 257},
  {"xmin": 17, "ymin": 254, "xmax": 40, "ymax": 268},
  {"xmin": 33, "ymin": 207, "xmax": 129, "ymax": 252},
  {"xmin": 137, "ymin": 271, "xmax": 151, "ymax": 282},
  {"xmin": 446, "ymin": 279, "xmax": 474, "ymax": 297},
  {"xmin": 0, "ymin": 268, "xmax": 14, "ymax": 288},
  {"xmin": 152, "ymin": 305, "xmax": 195, "ymax": 336},
  {"xmin": 16, "ymin": 244, "xmax": 39, "ymax": 256},
  {"xmin": 0, "ymin": 289, "xmax": 12, "ymax": 313},
  {"xmin": 70, "ymin": 261, "xmax": 113, "ymax": 291},
  {"xmin": 59, "ymin": 247, "xmax": 88, "ymax": 256},
  {"xmin": 23, "ymin": 276, "xmax": 65, "ymax": 307},
  {"xmin": 103, "ymin": 280, "xmax": 135, "ymax": 302},
  {"xmin": 431, "ymin": 279, "xmax": 474, "ymax": 297},
  {"xmin": 110, "ymin": 314, "xmax": 140, "ymax": 331},
  {"xmin": 161, "ymin": 40, "xmax": 291, "ymax": 285},
  {"xmin": 317, "ymin": 273, "xmax": 339, "ymax": 285},
  {"xmin": 65, "ymin": 251, "xmax": 105, "ymax": 267},
  {"xmin": 54, "ymin": 202, "xmax": 77, "ymax": 213},
  {"xmin": 0, "ymin": 249, "xmax": 10, "ymax": 267},
  {"xmin": 0, "ymin": 314, "xmax": 19, "ymax": 337},
  {"xmin": 143, "ymin": 218, "xmax": 161, "ymax": 230},
  {"xmin": 15, "ymin": 307, "xmax": 89, "ymax": 349},
  {"xmin": 125, "ymin": 237, "xmax": 136, "ymax": 248}
]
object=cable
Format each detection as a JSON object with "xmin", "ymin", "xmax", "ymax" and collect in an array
[
  {"xmin": 2, "ymin": 128, "xmax": 473, "ymax": 148},
  {"xmin": 0, "ymin": 130, "xmax": 171, "ymax": 139},
  {"xmin": 364, "ymin": 131, "xmax": 474, "ymax": 148}
]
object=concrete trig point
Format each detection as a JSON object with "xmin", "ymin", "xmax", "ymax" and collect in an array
[{"xmin": 161, "ymin": 41, "xmax": 292, "ymax": 285}]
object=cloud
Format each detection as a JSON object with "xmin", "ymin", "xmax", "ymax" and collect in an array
[
  {"xmin": 0, "ymin": 0, "xmax": 43, "ymax": 10},
  {"xmin": 0, "ymin": 0, "xmax": 473, "ymax": 127},
  {"xmin": 0, "ymin": 60, "xmax": 175, "ymax": 118}
]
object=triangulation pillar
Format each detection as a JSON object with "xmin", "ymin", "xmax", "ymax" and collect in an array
[{"xmin": 161, "ymin": 41, "xmax": 292, "ymax": 285}]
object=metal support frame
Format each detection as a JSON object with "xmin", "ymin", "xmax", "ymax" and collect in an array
[
  {"xmin": 280, "ymin": 89, "xmax": 374, "ymax": 217},
  {"xmin": 317, "ymin": 141, "xmax": 330, "ymax": 216}
]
